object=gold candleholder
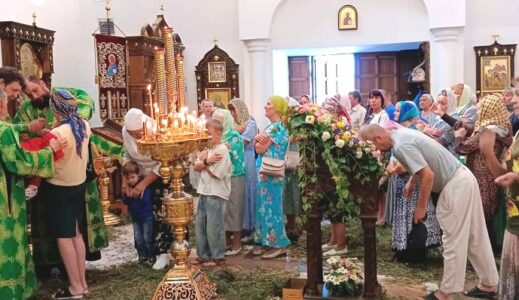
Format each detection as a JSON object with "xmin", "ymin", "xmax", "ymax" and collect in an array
[
  {"xmin": 153, "ymin": 47, "xmax": 168, "ymax": 116},
  {"xmin": 176, "ymin": 54, "xmax": 186, "ymax": 109},
  {"xmin": 162, "ymin": 27, "xmax": 178, "ymax": 112},
  {"xmin": 93, "ymin": 157, "xmax": 120, "ymax": 226},
  {"xmin": 137, "ymin": 135, "xmax": 218, "ymax": 300}
]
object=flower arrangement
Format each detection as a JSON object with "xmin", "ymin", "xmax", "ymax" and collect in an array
[
  {"xmin": 323, "ymin": 256, "xmax": 363, "ymax": 297},
  {"xmin": 288, "ymin": 101, "xmax": 385, "ymax": 221}
]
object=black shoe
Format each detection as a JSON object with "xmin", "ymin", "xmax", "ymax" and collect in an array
[
  {"xmin": 53, "ymin": 287, "xmax": 83, "ymax": 299},
  {"xmin": 423, "ymin": 292, "xmax": 439, "ymax": 300},
  {"xmin": 463, "ymin": 286, "xmax": 497, "ymax": 299}
]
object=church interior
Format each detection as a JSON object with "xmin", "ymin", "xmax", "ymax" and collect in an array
[{"xmin": 1, "ymin": 0, "xmax": 518, "ymax": 299}]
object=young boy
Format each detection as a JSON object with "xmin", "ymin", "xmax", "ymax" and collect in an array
[
  {"xmin": 194, "ymin": 119, "xmax": 232, "ymax": 267},
  {"xmin": 122, "ymin": 161, "xmax": 155, "ymax": 266}
]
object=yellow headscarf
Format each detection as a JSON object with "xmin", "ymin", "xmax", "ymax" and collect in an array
[
  {"xmin": 475, "ymin": 93, "xmax": 510, "ymax": 131},
  {"xmin": 270, "ymin": 95, "xmax": 288, "ymax": 116}
]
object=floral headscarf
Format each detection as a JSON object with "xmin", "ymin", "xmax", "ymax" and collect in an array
[
  {"xmin": 50, "ymin": 88, "xmax": 87, "ymax": 158},
  {"xmin": 229, "ymin": 98, "xmax": 250, "ymax": 129},
  {"xmin": 397, "ymin": 101, "xmax": 419, "ymax": 123},
  {"xmin": 475, "ymin": 94, "xmax": 510, "ymax": 133}
]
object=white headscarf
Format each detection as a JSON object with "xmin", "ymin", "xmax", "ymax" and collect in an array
[
  {"xmin": 122, "ymin": 108, "xmax": 160, "ymax": 177},
  {"xmin": 436, "ymin": 88, "xmax": 457, "ymax": 115}
]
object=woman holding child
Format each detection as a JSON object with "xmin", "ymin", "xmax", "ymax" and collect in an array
[
  {"xmin": 122, "ymin": 108, "xmax": 173, "ymax": 270},
  {"xmin": 253, "ymin": 95, "xmax": 291, "ymax": 259}
]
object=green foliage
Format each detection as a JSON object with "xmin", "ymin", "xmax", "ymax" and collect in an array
[{"xmin": 288, "ymin": 104, "xmax": 385, "ymax": 223}]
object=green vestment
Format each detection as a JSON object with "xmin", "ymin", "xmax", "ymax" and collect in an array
[
  {"xmin": 0, "ymin": 122, "xmax": 54, "ymax": 300},
  {"xmin": 13, "ymin": 87, "xmax": 108, "ymax": 268}
]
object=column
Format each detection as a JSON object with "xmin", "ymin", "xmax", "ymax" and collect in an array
[
  {"xmin": 429, "ymin": 26, "xmax": 464, "ymax": 93},
  {"xmin": 243, "ymin": 38, "xmax": 271, "ymax": 129}
]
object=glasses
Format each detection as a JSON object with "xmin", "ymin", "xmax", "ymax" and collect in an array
[{"xmin": 439, "ymin": 89, "xmax": 448, "ymax": 97}]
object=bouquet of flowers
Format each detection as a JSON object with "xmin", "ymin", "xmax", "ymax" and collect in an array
[
  {"xmin": 323, "ymin": 256, "xmax": 363, "ymax": 297},
  {"xmin": 288, "ymin": 100, "xmax": 385, "ymax": 221}
]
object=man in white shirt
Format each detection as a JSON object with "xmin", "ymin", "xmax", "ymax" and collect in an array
[{"xmin": 348, "ymin": 91, "xmax": 367, "ymax": 130}]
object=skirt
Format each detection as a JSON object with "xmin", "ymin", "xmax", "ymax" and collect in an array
[
  {"xmin": 225, "ymin": 176, "xmax": 245, "ymax": 232},
  {"xmin": 498, "ymin": 230, "xmax": 519, "ymax": 300},
  {"xmin": 43, "ymin": 181, "xmax": 87, "ymax": 238}
]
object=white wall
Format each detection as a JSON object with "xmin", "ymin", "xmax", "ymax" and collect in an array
[
  {"xmin": 463, "ymin": 0, "xmax": 519, "ymax": 92},
  {"xmin": 270, "ymin": 0, "xmax": 429, "ymax": 50},
  {"xmin": 0, "ymin": 0, "xmax": 244, "ymax": 127}
]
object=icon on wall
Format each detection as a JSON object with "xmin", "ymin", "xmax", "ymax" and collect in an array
[{"xmin": 338, "ymin": 5, "xmax": 358, "ymax": 31}]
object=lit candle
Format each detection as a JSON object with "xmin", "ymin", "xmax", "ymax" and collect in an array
[
  {"xmin": 147, "ymin": 84, "xmax": 153, "ymax": 119},
  {"xmin": 143, "ymin": 121, "xmax": 146, "ymax": 137},
  {"xmin": 173, "ymin": 120, "xmax": 179, "ymax": 128},
  {"xmin": 153, "ymin": 103, "xmax": 159, "ymax": 132}
]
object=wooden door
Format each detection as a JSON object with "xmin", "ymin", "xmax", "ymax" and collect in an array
[
  {"xmin": 288, "ymin": 56, "xmax": 311, "ymax": 99},
  {"xmin": 355, "ymin": 53, "xmax": 397, "ymax": 105}
]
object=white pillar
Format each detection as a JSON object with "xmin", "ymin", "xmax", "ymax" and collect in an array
[
  {"xmin": 243, "ymin": 38, "xmax": 271, "ymax": 130},
  {"xmin": 429, "ymin": 26, "xmax": 464, "ymax": 94}
]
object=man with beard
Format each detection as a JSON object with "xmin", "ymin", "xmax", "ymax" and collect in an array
[
  {"xmin": 0, "ymin": 68, "xmax": 46, "ymax": 134},
  {"xmin": 14, "ymin": 76, "xmax": 108, "ymax": 280}
]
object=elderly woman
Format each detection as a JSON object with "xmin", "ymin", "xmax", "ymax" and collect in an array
[
  {"xmin": 419, "ymin": 94, "xmax": 437, "ymax": 124},
  {"xmin": 388, "ymin": 101, "xmax": 442, "ymax": 263},
  {"xmin": 228, "ymin": 98, "xmax": 258, "ymax": 238},
  {"xmin": 212, "ymin": 108, "xmax": 246, "ymax": 256},
  {"xmin": 122, "ymin": 108, "xmax": 173, "ymax": 270},
  {"xmin": 436, "ymin": 83, "xmax": 478, "ymax": 128},
  {"xmin": 454, "ymin": 94, "xmax": 513, "ymax": 222},
  {"xmin": 43, "ymin": 90, "xmax": 91, "ymax": 299},
  {"xmin": 483, "ymin": 87, "xmax": 519, "ymax": 300},
  {"xmin": 253, "ymin": 96, "xmax": 290, "ymax": 259},
  {"xmin": 429, "ymin": 88, "xmax": 459, "ymax": 154}
]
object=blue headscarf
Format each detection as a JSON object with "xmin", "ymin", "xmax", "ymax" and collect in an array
[
  {"xmin": 50, "ymin": 89, "xmax": 87, "ymax": 158},
  {"xmin": 398, "ymin": 101, "xmax": 420, "ymax": 124}
]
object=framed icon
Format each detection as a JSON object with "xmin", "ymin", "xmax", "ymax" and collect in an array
[
  {"xmin": 205, "ymin": 88, "xmax": 231, "ymax": 109},
  {"xmin": 474, "ymin": 41, "xmax": 516, "ymax": 94},
  {"xmin": 338, "ymin": 5, "xmax": 358, "ymax": 31},
  {"xmin": 208, "ymin": 61, "xmax": 226, "ymax": 83}
]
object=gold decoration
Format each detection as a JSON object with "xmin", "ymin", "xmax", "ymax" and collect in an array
[
  {"xmin": 162, "ymin": 27, "xmax": 178, "ymax": 112},
  {"xmin": 153, "ymin": 47, "xmax": 168, "ymax": 116},
  {"xmin": 93, "ymin": 157, "xmax": 121, "ymax": 226},
  {"xmin": 176, "ymin": 54, "xmax": 186, "ymax": 108}
]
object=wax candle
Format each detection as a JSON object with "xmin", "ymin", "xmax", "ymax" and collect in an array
[{"xmin": 147, "ymin": 84, "xmax": 153, "ymax": 118}]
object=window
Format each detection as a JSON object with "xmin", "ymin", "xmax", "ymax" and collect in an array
[{"xmin": 313, "ymin": 54, "xmax": 355, "ymax": 104}]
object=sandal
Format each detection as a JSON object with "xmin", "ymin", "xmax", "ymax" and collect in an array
[
  {"xmin": 53, "ymin": 287, "xmax": 83, "ymax": 299},
  {"xmin": 202, "ymin": 259, "xmax": 225, "ymax": 268},
  {"xmin": 191, "ymin": 257, "xmax": 207, "ymax": 265},
  {"xmin": 261, "ymin": 249, "xmax": 286, "ymax": 259},
  {"xmin": 463, "ymin": 286, "xmax": 497, "ymax": 299},
  {"xmin": 423, "ymin": 292, "xmax": 439, "ymax": 300}
]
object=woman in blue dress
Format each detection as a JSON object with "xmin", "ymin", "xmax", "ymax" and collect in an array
[
  {"xmin": 253, "ymin": 96, "xmax": 291, "ymax": 259},
  {"xmin": 228, "ymin": 98, "xmax": 258, "ymax": 239}
]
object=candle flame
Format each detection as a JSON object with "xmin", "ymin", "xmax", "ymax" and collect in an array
[{"xmin": 147, "ymin": 84, "xmax": 152, "ymax": 91}]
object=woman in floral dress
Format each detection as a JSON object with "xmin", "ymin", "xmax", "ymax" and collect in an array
[
  {"xmin": 254, "ymin": 96, "xmax": 290, "ymax": 259},
  {"xmin": 389, "ymin": 101, "xmax": 442, "ymax": 264}
]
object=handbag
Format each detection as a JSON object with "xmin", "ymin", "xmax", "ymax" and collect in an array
[
  {"xmin": 259, "ymin": 157, "xmax": 286, "ymax": 177},
  {"xmin": 285, "ymin": 148, "xmax": 299, "ymax": 171}
]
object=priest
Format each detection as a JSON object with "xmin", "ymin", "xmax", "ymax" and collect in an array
[
  {"xmin": 14, "ymin": 76, "xmax": 108, "ymax": 279},
  {"xmin": 0, "ymin": 88, "xmax": 65, "ymax": 300}
]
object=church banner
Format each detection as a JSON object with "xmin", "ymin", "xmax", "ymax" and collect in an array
[{"xmin": 94, "ymin": 34, "xmax": 129, "ymax": 121}]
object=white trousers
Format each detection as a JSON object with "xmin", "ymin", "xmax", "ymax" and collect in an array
[{"xmin": 436, "ymin": 166, "xmax": 499, "ymax": 293}]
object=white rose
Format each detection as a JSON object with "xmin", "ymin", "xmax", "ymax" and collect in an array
[
  {"xmin": 335, "ymin": 139, "xmax": 345, "ymax": 148},
  {"xmin": 322, "ymin": 131, "xmax": 331, "ymax": 141}
]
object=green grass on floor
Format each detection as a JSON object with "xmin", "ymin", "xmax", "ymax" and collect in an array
[{"xmin": 30, "ymin": 264, "xmax": 294, "ymax": 300}]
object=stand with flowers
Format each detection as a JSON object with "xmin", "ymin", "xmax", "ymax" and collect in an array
[
  {"xmin": 323, "ymin": 256, "xmax": 364, "ymax": 297},
  {"xmin": 288, "ymin": 100, "xmax": 384, "ymax": 298}
]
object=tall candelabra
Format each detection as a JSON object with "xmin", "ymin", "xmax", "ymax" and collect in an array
[
  {"xmin": 140, "ymin": 43, "xmax": 218, "ymax": 297},
  {"xmin": 176, "ymin": 54, "xmax": 186, "ymax": 109},
  {"xmin": 162, "ymin": 26, "xmax": 178, "ymax": 112}
]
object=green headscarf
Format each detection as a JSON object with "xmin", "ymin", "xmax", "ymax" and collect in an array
[
  {"xmin": 212, "ymin": 108, "xmax": 234, "ymax": 139},
  {"xmin": 457, "ymin": 84, "xmax": 473, "ymax": 109},
  {"xmin": 270, "ymin": 95, "xmax": 288, "ymax": 116}
]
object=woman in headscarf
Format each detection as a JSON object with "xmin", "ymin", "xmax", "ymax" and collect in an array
[
  {"xmin": 228, "ymin": 98, "xmax": 258, "ymax": 241},
  {"xmin": 454, "ymin": 94, "xmax": 512, "ymax": 223},
  {"xmin": 44, "ymin": 89, "xmax": 91, "ymax": 298},
  {"xmin": 253, "ymin": 96, "xmax": 290, "ymax": 258},
  {"xmin": 435, "ymin": 83, "xmax": 478, "ymax": 128},
  {"xmin": 429, "ymin": 88, "xmax": 459, "ymax": 154},
  {"xmin": 122, "ymin": 108, "xmax": 173, "ymax": 270},
  {"xmin": 485, "ymin": 87, "xmax": 519, "ymax": 300},
  {"xmin": 212, "ymin": 108, "xmax": 246, "ymax": 256},
  {"xmin": 387, "ymin": 101, "xmax": 442, "ymax": 264}
]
